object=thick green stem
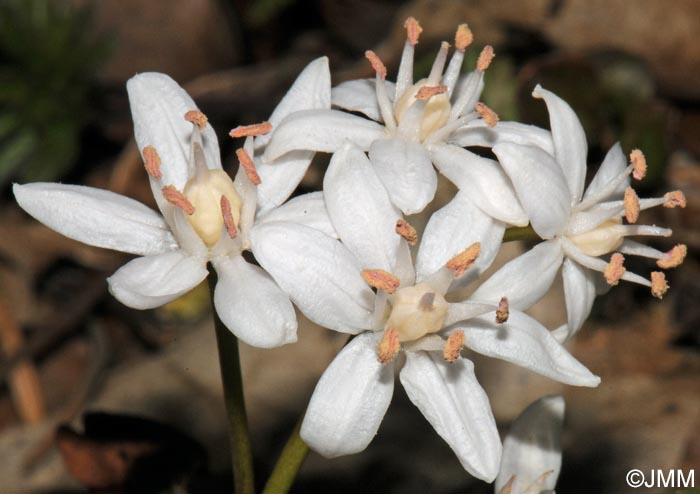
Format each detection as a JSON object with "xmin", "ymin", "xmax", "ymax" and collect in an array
[
  {"xmin": 263, "ymin": 416, "xmax": 309, "ymax": 494},
  {"xmin": 208, "ymin": 265, "xmax": 255, "ymax": 494},
  {"xmin": 502, "ymin": 224, "xmax": 540, "ymax": 243}
]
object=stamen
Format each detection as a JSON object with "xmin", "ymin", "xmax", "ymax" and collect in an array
[
  {"xmin": 142, "ymin": 146, "xmax": 162, "ymax": 179},
  {"xmin": 624, "ymin": 187, "xmax": 640, "ymax": 223},
  {"xmin": 664, "ymin": 190, "xmax": 687, "ymax": 208},
  {"xmin": 361, "ymin": 269, "xmax": 400, "ymax": 294},
  {"xmin": 184, "ymin": 110, "xmax": 208, "ymax": 130},
  {"xmin": 377, "ymin": 327, "xmax": 400, "ymax": 364},
  {"xmin": 475, "ymin": 102, "xmax": 499, "ymax": 127},
  {"xmin": 604, "ymin": 253, "xmax": 626, "ymax": 286},
  {"xmin": 657, "ymin": 244, "xmax": 687, "ymax": 269},
  {"xmin": 418, "ymin": 292, "xmax": 435, "ymax": 311},
  {"xmin": 404, "ymin": 17, "xmax": 422, "ymax": 46},
  {"xmin": 162, "ymin": 185, "xmax": 195, "ymax": 215},
  {"xmin": 365, "ymin": 50, "xmax": 387, "ymax": 79},
  {"xmin": 235, "ymin": 148, "xmax": 262, "ymax": 185},
  {"xmin": 630, "ymin": 149, "xmax": 647, "ymax": 180},
  {"xmin": 416, "ymin": 84, "xmax": 448, "ymax": 100},
  {"xmin": 651, "ymin": 271, "xmax": 668, "ymax": 298},
  {"xmin": 229, "ymin": 122, "xmax": 272, "ymax": 138},
  {"xmin": 395, "ymin": 219, "xmax": 418, "ymax": 245},
  {"xmin": 443, "ymin": 330, "xmax": 465, "ymax": 363},
  {"xmin": 446, "ymin": 242, "xmax": 481, "ymax": 277},
  {"xmin": 454, "ymin": 24, "xmax": 473, "ymax": 52},
  {"xmin": 477, "ymin": 45, "xmax": 495, "ymax": 72},
  {"xmin": 220, "ymin": 195, "xmax": 238, "ymax": 239},
  {"xmin": 496, "ymin": 296, "xmax": 509, "ymax": 323}
]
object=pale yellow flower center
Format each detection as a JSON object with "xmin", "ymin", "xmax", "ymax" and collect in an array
[
  {"xmin": 567, "ymin": 217, "xmax": 624, "ymax": 257},
  {"xmin": 385, "ymin": 282, "xmax": 448, "ymax": 342},
  {"xmin": 183, "ymin": 168, "xmax": 242, "ymax": 247},
  {"xmin": 393, "ymin": 78, "xmax": 451, "ymax": 142}
]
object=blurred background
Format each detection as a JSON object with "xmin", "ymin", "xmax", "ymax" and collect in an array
[{"xmin": 0, "ymin": 0, "xmax": 698, "ymax": 493}]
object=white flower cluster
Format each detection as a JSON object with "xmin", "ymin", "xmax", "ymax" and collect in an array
[{"xmin": 13, "ymin": 17, "xmax": 686, "ymax": 483}]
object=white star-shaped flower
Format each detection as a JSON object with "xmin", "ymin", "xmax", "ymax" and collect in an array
[
  {"xmin": 253, "ymin": 142, "xmax": 599, "ymax": 481},
  {"xmin": 261, "ymin": 18, "xmax": 528, "ymax": 221},
  {"xmin": 468, "ymin": 85, "xmax": 687, "ymax": 340},
  {"xmin": 13, "ymin": 61, "xmax": 333, "ymax": 348}
]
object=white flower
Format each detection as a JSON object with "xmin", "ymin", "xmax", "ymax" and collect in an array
[
  {"xmin": 261, "ymin": 18, "xmax": 528, "ymax": 220},
  {"xmin": 13, "ymin": 64, "xmax": 332, "ymax": 348},
  {"xmin": 496, "ymin": 396, "xmax": 565, "ymax": 494},
  {"xmin": 253, "ymin": 142, "xmax": 599, "ymax": 481},
  {"xmin": 469, "ymin": 84, "xmax": 687, "ymax": 341}
]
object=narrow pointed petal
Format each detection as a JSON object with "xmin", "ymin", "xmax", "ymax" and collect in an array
[
  {"xmin": 400, "ymin": 352, "xmax": 501, "ymax": 481},
  {"xmin": 263, "ymin": 110, "xmax": 386, "ymax": 161},
  {"xmin": 255, "ymin": 57, "xmax": 331, "ymax": 150},
  {"xmin": 450, "ymin": 120, "xmax": 555, "ymax": 156},
  {"xmin": 532, "ymin": 84, "xmax": 588, "ymax": 202},
  {"xmin": 416, "ymin": 191, "xmax": 504, "ymax": 285},
  {"xmin": 495, "ymin": 396, "xmax": 564, "ymax": 494},
  {"xmin": 14, "ymin": 182, "xmax": 177, "ymax": 256},
  {"xmin": 471, "ymin": 239, "xmax": 564, "ymax": 310},
  {"xmin": 325, "ymin": 142, "xmax": 401, "ymax": 270},
  {"xmin": 250, "ymin": 222, "xmax": 374, "ymax": 333},
  {"xmin": 301, "ymin": 332, "xmax": 394, "ymax": 458},
  {"xmin": 331, "ymin": 78, "xmax": 396, "ymax": 122},
  {"xmin": 257, "ymin": 191, "xmax": 337, "ymax": 239},
  {"xmin": 562, "ymin": 257, "xmax": 596, "ymax": 340},
  {"xmin": 368, "ymin": 138, "xmax": 437, "ymax": 214},
  {"xmin": 107, "ymin": 250, "xmax": 207, "ymax": 309},
  {"xmin": 461, "ymin": 311, "xmax": 600, "ymax": 386},
  {"xmin": 583, "ymin": 142, "xmax": 628, "ymax": 200},
  {"xmin": 128, "ymin": 73, "xmax": 222, "ymax": 191},
  {"xmin": 493, "ymin": 143, "xmax": 571, "ymax": 238},
  {"xmin": 256, "ymin": 150, "xmax": 315, "ymax": 212},
  {"xmin": 211, "ymin": 255, "xmax": 297, "ymax": 348},
  {"xmin": 431, "ymin": 143, "xmax": 528, "ymax": 225}
]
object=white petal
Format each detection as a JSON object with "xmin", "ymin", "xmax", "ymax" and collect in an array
[
  {"xmin": 300, "ymin": 332, "xmax": 394, "ymax": 458},
  {"xmin": 331, "ymin": 78, "xmax": 396, "ymax": 122},
  {"xmin": 400, "ymin": 352, "xmax": 501, "ymax": 481},
  {"xmin": 107, "ymin": 250, "xmax": 207, "ymax": 309},
  {"xmin": 583, "ymin": 142, "xmax": 628, "ymax": 200},
  {"xmin": 13, "ymin": 182, "xmax": 177, "ymax": 256},
  {"xmin": 493, "ymin": 143, "xmax": 571, "ymax": 238},
  {"xmin": 325, "ymin": 142, "xmax": 401, "ymax": 270},
  {"xmin": 250, "ymin": 222, "xmax": 374, "ymax": 333},
  {"xmin": 257, "ymin": 191, "xmax": 337, "ymax": 239},
  {"xmin": 496, "ymin": 396, "xmax": 565, "ymax": 494},
  {"xmin": 471, "ymin": 239, "xmax": 564, "ymax": 310},
  {"xmin": 127, "ymin": 72, "xmax": 222, "ymax": 191},
  {"xmin": 461, "ymin": 311, "xmax": 600, "ymax": 386},
  {"xmin": 211, "ymin": 255, "xmax": 297, "ymax": 348},
  {"xmin": 367, "ymin": 138, "xmax": 437, "ymax": 214},
  {"xmin": 263, "ymin": 110, "xmax": 386, "ymax": 161},
  {"xmin": 416, "ymin": 191, "xmax": 504, "ymax": 285},
  {"xmin": 430, "ymin": 143, "xmax": 528, "ymax": 225},
  {"xmin": 532, "ymin": 84, "xmax": 588, "ymax": 202},
  {"xmin": 561, "ymin": 257, "xmax": 596, "ymax": 340},
  {"xmin": 449, "ymin": 120, "xmax": 555, "ymax": 156},
  {"xmin": 256, "ymin": 150, "xmax": 314, "ymax": 212},
  {"xmin": 255, "ymin": 57, "xmax": 331, "ymax": 149}
]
